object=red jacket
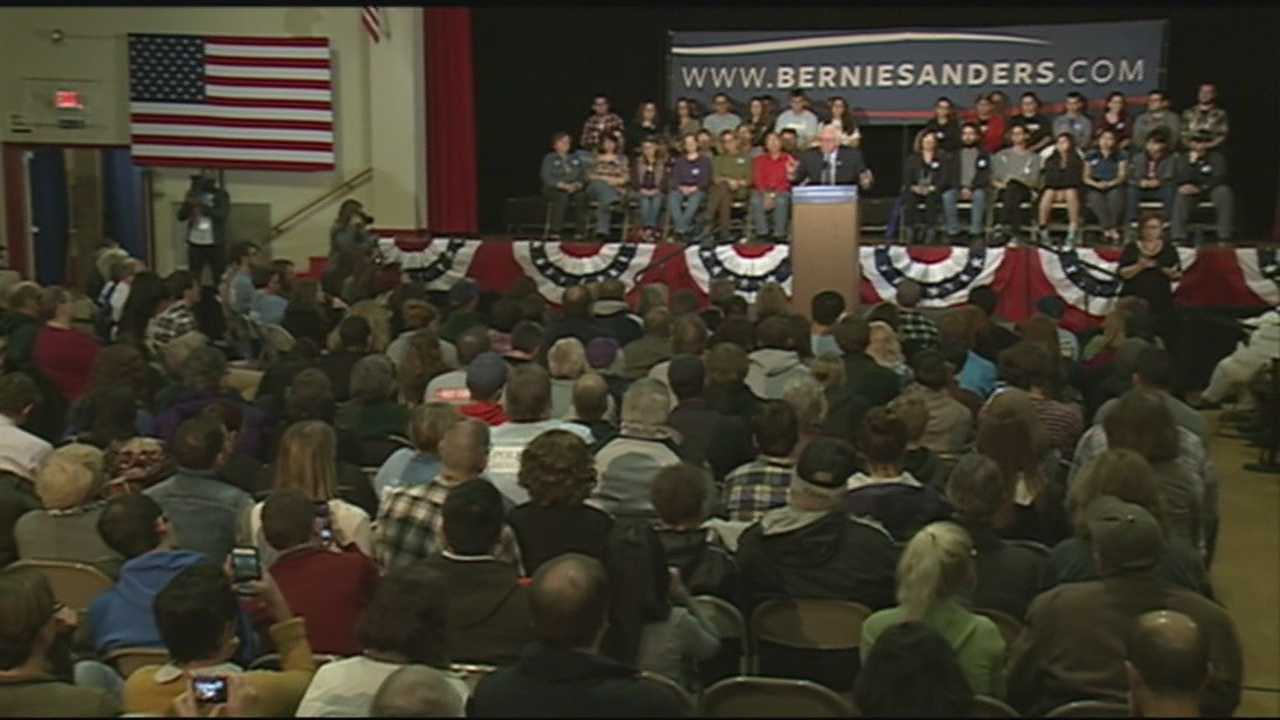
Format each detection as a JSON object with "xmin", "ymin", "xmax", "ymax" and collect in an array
[
  {"xmin": 753, "ymin": 153, "xmax": 792, "ymax": 193},
  {"xmin": 971, "ymin": 112, "xmax": 1006, "ymax": 155},
  {"xmin": 32, "ymin": 325, "xmax": 100, "ymax": 402},
  {"xmin": 268, "ymin": 545, "xmax": 378, "ymax": 656},
  {"xmin": 461, "ymin": 401, "xmax": 510, "ymax": 427}
]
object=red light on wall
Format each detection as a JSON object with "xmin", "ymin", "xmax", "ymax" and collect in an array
[{"xmin": 54, "ymin": 90, "xmax": 83, "ymax": 110}]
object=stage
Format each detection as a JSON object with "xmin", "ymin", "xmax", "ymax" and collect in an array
[{"xmin": 327, "ymin": 235, "xmax": 1280, "ymax": 331}]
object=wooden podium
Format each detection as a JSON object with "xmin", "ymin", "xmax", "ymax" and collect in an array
[{"xmin": 790, "ymin": 185, "xmax": 861, "ymax": 316}]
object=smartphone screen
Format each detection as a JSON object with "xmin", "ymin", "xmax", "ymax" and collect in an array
[
  {"xmin": 314, "ymin": 501, "xmax": 334, "ymax": 547},
  {"xmin": 192, "ymin": 676, "xmax": 228, "ymax": 704},
  {"xmin": 230, "ymin": 546, "xmax": 261, "ymax": 583}
]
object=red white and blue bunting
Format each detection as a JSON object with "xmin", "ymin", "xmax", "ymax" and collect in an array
[
  {"xmin": 511, "ymin": 241, "xmax": 656, "ymax": 303},
  {"xmin": 859, "ymin": 246, "xmax": 1007, "ymax": 308},
  {"xmin": 375, "ymin": 237, "xmax": 476, "ymax": 290},
  {"xmin": 1038, "ymin": 247, "xmax": 1199, "ymax": 316},
  {"xmin": 683, "ymin": 244, "xmax": 792, "ymax": 302},
  {"xmin": 1239, "ymin": 246, "xmax": 1280, "ymax": 306}
]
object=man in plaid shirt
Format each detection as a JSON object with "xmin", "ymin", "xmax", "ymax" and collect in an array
[
  {"xmin": 580, "ymin": 94, "xmax": 624, "ymax": 153},
  {"xmin": 893, "ymin": 279, "xmax": 941, "ymax": 356},
  {"xmin": 375, "ymin": 418, "xmax": 523, "ymax": 572},
  {"xmin": 145, "ymin": 270, "xmax": 200, "ymax": 356},
  {"xmin": 1180, "ymin": 83, "xmax": 1228, "ymax": 150},
  {"xmin": 721, "ymin": 400, "xmax": 799, "ymax": 522}
]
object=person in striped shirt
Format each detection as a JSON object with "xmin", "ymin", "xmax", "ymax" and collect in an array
[{"xmin": 721, "ymin": 400, "xmax": 798, "ymax": 522}]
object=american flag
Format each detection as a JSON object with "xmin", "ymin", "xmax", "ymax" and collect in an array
[
  {"xmin": 362, "ymin": 6, "xmax": 387, "ymax": 43},
  {"xmin": 128, "ymin": 34, "xmax": 335, "ymax": 172}
]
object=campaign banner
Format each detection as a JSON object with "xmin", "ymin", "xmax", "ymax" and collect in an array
[{"xmin": 669, "ymin": 21, "xmax": 1167, "ymax": 123}]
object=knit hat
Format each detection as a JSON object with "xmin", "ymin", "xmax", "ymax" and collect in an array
[
  {"xmin": 1086, "ymin": 495, "xmax": 1164, "ymax": 573},
  {"xmin": 35, "ymin": 444, "xmax": 106, "ymax": 510},
  {"xmin": 466, "ymin": 352, "xmax": 508, "ymax": 398},
  {"xmin": 586, "ymin": 337, "xmax": 621, "ymax": 370},
  {"xmin": 791, "ymin": 437, "xmax": 858, "ymax": 504}
]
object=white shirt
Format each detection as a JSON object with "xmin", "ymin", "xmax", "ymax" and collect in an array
[
  {"xmin": 247, "ymin": 498, "xmax": 371, "ymax": 567},
  {"xmin": 295, "ymin": 656, "xmax": 469, "ymax": 717},
  {"xmin": 188, "ymin": 216, "xmax": 214, "ymax": 246},
  {"xmin": 0, "ymin": 415, "xmax": 53, "ymax": 481},
  {"xmin": 487, "ymin": 420, "xmax": 594, "ymax": 504}
]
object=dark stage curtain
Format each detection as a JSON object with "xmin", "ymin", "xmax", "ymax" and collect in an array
[{"xmin": 424, "ymin": 7, "xmax": 479, "ymax": 235}]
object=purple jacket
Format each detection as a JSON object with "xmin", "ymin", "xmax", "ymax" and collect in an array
[
  {"xmin": 153, "ymin": 390, "xmax": 269, "ymax": 461},
  {"xmin": 671, "ymin": 154, "xmax": 712, "ymax": 191}
]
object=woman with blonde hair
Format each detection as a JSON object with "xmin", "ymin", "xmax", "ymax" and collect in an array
[
  {"xmin": 248, "ymin": 420, "xmax": 373, "ymax": 565},
  {"xmin": 752, "ymin": 282, "xmax": 790, "ymax": 324},
  {"xmin": 975, "ymin": 388, "xmax": 1069, "ymax": 547},
  {"xmin": 548, "ymin": 337, "xmax": 588, "ymax": 419},
  {"xmin": 868, "ymin": 320, "xmax": 912, "ymax": 384},
  {"xmin": 861, "ymin": 521, "xmax": 1006, "ymax": 697}
]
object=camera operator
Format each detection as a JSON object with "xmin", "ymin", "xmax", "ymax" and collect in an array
[{"xmin": 178, "ymin": 169, "xmax": 231, "ymax": 287}]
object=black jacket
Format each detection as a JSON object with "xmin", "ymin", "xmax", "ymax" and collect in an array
[
  {"xmin": 424, "ymin": 554, "xmax": 534, "ymax": 665},
  {"xmin": 792, "ymin": 146, "xmax": 868, "ymax": 186},
  {"xmin": 736, "ymin": 510, "xmax": 898, "ymax": 616},
  {"xmin": 668, "ymin": 399, "xmax": 754, "ymax": 485},
  {"xmin": 545, "ymin": 316, "xmax": 608, "ymax": 348},
  {"xmin": 468, "ymin": 642, "xmax": 686, "ymax": 718},
  {"xmin": 842, "ymin": 353, "xmax": 902, "ymax": 408},
  {"xmin": 703, "ymin": 381, "xmax": 762, "ymax": 420},
  {"xmin": 657, "ymin": 527, "xmax": 739, "ymax": 603},
  {"xmin": 950, "ymin": 146, "xmax": 993, "ymax": 190},
  {"xmin": 956, "ymin": 519, "xmax": 1049, "ymax": 621},
  {"xmin": 1173, "ymin": 150, "xmax": 1228, "ymax": 192},
  {"xmin": 846, "ymin": 483, "xmax": 952, "ymax": 543},
  {"xmin": 592, "ymin": 303, "xmax": 643, "ymax": 348},
  {"xmin": 922, "ymin": 118, "xmax": 964, "ymax": 152},
  {"xmin": 901, "ymin": 151, "xmax": 954, "ymax": 193},
  {"xmin": 821, "ymin": 385, "xmax": 870, "ymax": 446},
  {"xmin": 508, "ymin": 503, "xmax": 614, "ymax": 576},
  {"xmin": 0, "ymin": 472, "xmax": 40, "ymax": 568}
]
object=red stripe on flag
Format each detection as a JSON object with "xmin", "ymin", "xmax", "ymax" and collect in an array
[
  {"xmin": 204, "ymin": 76, "xmax": 331, "ymax": 90},
  {"xmin": 205, "ymin": 96, "xmax": 332, "ymax": 111},
  {"xmin": 132, "ymin": 156, "xmax": 334, "ymax": 172},
  {"xmin": 204, "ymin": 55, "xmax": 331, "ymax": 69},
  {"xmin": 205, "ymin": 36, "xmax": 329, "ymax": 47},
  {"xmin": 131, "ymin": 135, "xmax": 335, "ymax": 152},
  {"xmin": 130, "ymin": 114, "xmax": 332, "ymax": 132}
]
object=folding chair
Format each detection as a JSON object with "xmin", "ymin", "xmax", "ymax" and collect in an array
[
  {"xmin": 749, "ymin": 598, "xmax": 872, "ymax": 692},
  {"xmin": 449, "ymin": 662, "xmax": 498, "ymax": 692},
  {"xmin": 1044, "ymin": 699, "xmax": 1130, "ymax": 718},
  {"xmin": 692, "ymin": 595, "xmax": 749, "ymax": 684},
  {"xmin": 5, "ymin": 559, "xmax": 113, "ymax": 613},
  {"xmin": 700, "ymin": 676, "xmax": 853, "ymax": 718},
  {"xmin": 103, "ymin": 647, "xmax": 170, "ymax": 679},
  {"xmin": 973, "ymin": 607, "xmax": 1026, "ymax": 650},
  {"xmin": 638, "ymin": 671, "xmax": 696, "ymax": 716},
  {"xmin": 970, "ymin": 694, "xmax": 1019, "ymax": 718}
]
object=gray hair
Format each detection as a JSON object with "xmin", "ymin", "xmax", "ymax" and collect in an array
[
  {"xmin": 371, "ymin": 664, "xmax": 464, "ymax": 718},
  {"xmin": 621, "ymin": 378, "xmax": 671, "ymax": 428},
  {"xmin": 783, "ymin": 376, "xmax": 828, "ymax": 433},
  {"xmin": 547, "ymin": 337, "xmax": 587, "ymax": 379},
  {"xmin": 350, "ymin": 355, "xmax": 397, "ymax": 403}
]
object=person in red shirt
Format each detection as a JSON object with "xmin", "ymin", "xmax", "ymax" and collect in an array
[
  {"xmin": 750, "ymin": 132, "xmax": 794, "ymax": 242},
  {"xmin": 32, "ymin": 286, "xmax": 100, "ymax": 403},
  {"xmin": 459, "ymin": 352, "xmax": 509, "ymax": 426},
  {"xmin": 261, "ymin": 487, "xmax": 378, "ymax": 656},
  {"xmin": 969, "ymin": 93, "xmax": 1006, "ymax": 155}
]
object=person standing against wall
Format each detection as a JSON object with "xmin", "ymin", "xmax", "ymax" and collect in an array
[{"xmin": 177, "ymin": 169, "xmax": 229, "ymax": 287}]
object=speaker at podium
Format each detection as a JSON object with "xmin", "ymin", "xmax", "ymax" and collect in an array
[{"xmin": 790, "ymin": 185, "xmax": 861, "ymax": 318}]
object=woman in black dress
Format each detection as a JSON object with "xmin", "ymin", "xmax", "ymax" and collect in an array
[
  {"xmin": 1037, "ymin": 132, "xmax": 1085, "ymax": 246},
  {"xmin": 1118, "ymin": 213, "xmax": 1182, "ymax": 353}
]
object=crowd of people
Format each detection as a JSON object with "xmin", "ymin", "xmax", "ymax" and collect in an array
[
  {"xmin": 541, "ymin": 85, "xmax": 1235, "ymax": 248},
  {"xmin": 0, "ymin": 226, "xmax": 1251, "ymax": 718}
]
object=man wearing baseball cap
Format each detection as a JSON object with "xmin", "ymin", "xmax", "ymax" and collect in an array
[
  {"xmin": 459, "ymin": 353, "xmax": 510, "ymax": 427},
  {"xmin": 1008, "ymin": 496, "xmax": 1242, "ymax": 717}
]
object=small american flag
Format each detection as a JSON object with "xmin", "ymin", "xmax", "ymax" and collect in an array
[
  {"xmin": 128, "ymin": 34, "xmax": 334, "ymax": 172},
  {"xmin": 362, "ymin": 5, "xmax": 387, "ymax": 43}
]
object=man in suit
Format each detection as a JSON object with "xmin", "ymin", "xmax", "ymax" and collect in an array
[{"xmin": 792, "ymin": 125, "xmax": 874, "ymax": 189}]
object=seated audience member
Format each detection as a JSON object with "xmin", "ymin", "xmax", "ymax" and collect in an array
[
  {"xmin": 487, "ymin": 297, "xmax": 521, "ymax": 356},
  {"xmin": 123, "ymin": 564, "xmax": 316, "ymax": 715},
  {"xmin": 14, "ymin": 445, "xmax": 121, "ymax": 576},
  {"xmin": 1053, "ymin": 91, "xmax": 1094, "ymax": 148},
  {"xmin": 439, "ymin": 280, "xmax": 486, "ymax": 346},
  {"xmin": 2, "ymin": 283, "xmax": 45, "ymax": 375},
  {"xmin": 546, "ymin": 285, "xmax": 605, "ymax": 348},
  {"xmin": 296, "ymin": 565, "xmax": 469, "ymax": 717},
  {"xmin": 750, "ymin": 131, "xmax": 793, "ymax": 242},
  {"xmin": 1181, "ymin": 82, "xmax": 1227, "ymax": 149},
  {"xmin": 265, "ymin": 368, "xmax": 363, "ymax": 473},
  {"xmin": 592, "ymin": 379, "xmax": 708, "ymax": 520},
  {"xmin": 1007, "ymin": 91, "xmax": 1052, "ymax": 152},
  {"xmin": 548, "ymin": 338, "xmax": 588, "ymax": 420},
  {"xmin": 1007, "ymin": 495, "xmax": 1242, "ymax": 717},
  {"xmin": 1132, "ymin": 88, "xmax": 1182, "ymax": 147},
  {"xmin": 0, "ymin": 570, "xmax": 120, "ymax": 717},
  {"xmin": 591, "ymin": 279, "xmax": 642, "ymax": 347},
  {"xmin": 722, "ymin": 400, "xmax": 799, "ymax": 522},
  {"xmin": 509, "ymin": 430, "xmax": 612, "ymax": 574},
  {"xmin": 893, "ymin": 279, "xmax": 940, "ymax": 356},
  {"xmin": 568, "ymin": 372, "xmax": 618, "ymax": 445},
  {"xmin": 144, "ymin": 416, "xmax": 253, "ymax": 563},
  {"xmin": 372, "ymin": 402, "xmax": 459, "ymax": 500},
  {"xmin": 737, "ymin": 438, "xmax": 898, "ymax": 614},
  {"xmin": 968, "ymin": 286, "xmax": 1020, "ymax": 365},
  {"xmin": 809, "ymin": 291, "xmax": 845, "ymax": 357},
  {"xmin": 667, "ymin": 133, "xmax": 712, "ymax": 241},
  {"xmin": 428, "ymin": 479, "xmax": 534, "ymax": 664},
  {"xmin": 251, "ymin": 420, "xmax": 374, "ymax": 564},
  {"xmin": 848, "ymin": 407, "xmax": 950, "ymax": 541},
  {"xmin": 506, "ymin": 319, "xmax": 544, "ymax": 369},
  {"xmin": 665, "ymin": 355, "xmax": 752, "ymax": 484},
  {"xmin": 1037, "ymin": 133, "xmax": 1085, "ymax": 244},
  {"xmin": 32, "ymin": 286, "xmax": 100, "ymax": 404},
  {"xmin": 261, "ymin": 487, "xmax": 378, "ymax": 657},
  {"xmin": 586, "ymin": 337, "xmax": 629, "ymax": 411},
  {"xmin": 703, "ymin": 341, "xmax": 762, "ymax": 418},
  {"xmin": 487, "ymin": 364, "xmax": 593, "ymax": 504},
  {"xmin": 601, "ymin": 522, "xmax": 721, "ymax": 691},
  {"xmin": 648, "ymin": 313, "xmax": 708, "ymax": 395},
  {"xmin": 904, "ymin": 349, "xmax": 972, "ymax": 453},
  {"xmin": 970, "ymin": 91, "xmax": 1005, "ymax": 152},
  {"xmin": 868, "ymin": 320, "xmax": 911, "ymax": 384},
  {"xmin": 318, "ymin": 316, "xmax": 373, "ymax": 403},
  {"xmin": 249, "ymin": 265, "xmax": 289, "ymax": 327},
  {"xmin": 1172, "ymin": 130, "xmax": 1234, "ymax": 244},
  {"xmin": 998, "ymin": 341, "xmax": 1084, "ymax": 459},
  {"xmin": 283, "ymin": 278, "xmax": 339, "ymax": 349},
  {"xmin": 746, "ymin": 316, "xmax": 812, "ymax": 400},
  {"xmin": 1084, "ymin": 127, "xmax": 1130, "ymax": 243},
  {"xmin": 811, "ymin": 351, "xmax": 869, "ymax": 441},
  {"xmin": 900, "ymin": 130, "xmax": 951, "ymax": 243},
  {"xmin": 923, "ymin": 96, "xmax": 963, "ymax": 151},
  {"xmin": 947, "ymin": 454, "xmax": 1047, "ymax": 620},
  {"xmin": 370, "ymin": 665, "xmax": 465, "ymax": 718},
  {"xmin": 425, "ymin": 325, "xmax": 492, "ymax": 406},
  {"xmin": 889, "ymin": 393, "xmax": 947, "ymax": 490},
  {"xmin": 1047, "ymin": 449, "xmax": 1210, "ymax": 596},
  {"xmin": 145, "ymin": 270, "xmax": 200, "ymax": 356},
  {"xmin": 1127, "ymin": 610, "xmax": 1212, "ymax": 718},
  {"xmin": 376, "ymin": 419, "xmax": 521, "ymax": 571},
  {"xmin": 153, "ymin": 346, "xmax": 267, "ymax": 460},
  {"xmin": 336, "ymin": 355, "xmax": 410, "ymax": 458},
  {"xmin": 1198, "ymin": 307, "xmax": 1280, "ymax": 409},
  {"xmin": 707, "ymin": 130, "xmax": 753, "ymax": 244},
  {"xmin": 942, "ymin": 121, "xmax": 993, "ymax": 241},
  {"xmin": 460, "ymin": 352, "xmax": 511, "ymax": 426},
  {"xmin": 585, "ymin": 133, "xmax": 630, "ymax": 240},
  {"xmin": 977, "ymin": 389, "xmax": 1069, "ymax": 547},
  {"xmin": 541, "ymin": 132, "xmax": 588, "ymax": 239},
  {"xmin": 468, "ymin": 553, "xmax": 687, "ymax": 718},
  {"xmin": 703, "ymin": 92, "xmax": 742, "ymax": 136},
  {"xmin": 834, "ymin": 315, "xmax": 901, "ymax": 407},
  {"xmin": 854, "ymin": 621, "xmax": 975, "ymax": 718},
  {"xmin": 396, "ymin": 328, "xmax": 452, "ymax": 406},
  {"xmin": 653, "ymin": 463, "xmax": 739, "ymax": 602},
  {"xmin": 1126, "ymin": 130, "xmax": 1176, "ymax": 231},
  {"xmin": 782, "ymin": 375, "xmax": 829, "ymax": 458},
  {"xmin": 991, "ymin": 124, "xmax": 1043, "ymax": 241},
  {"xmin": 88, "ymin": 494, "xmax": 256, "ymax": 659},
  {"xmin": 1034, "ymin": 295, "xmax": 1080, "ymax": 362},
  {"xmin": 774, "ymin": 90, "xmax": 820, "ymax": 147},
  {"xmin": 862, "ymin": 522, "xmax": 1005, "ymax": 697},
  {"xmin": 623, "ymin": 307, "xmax": 674, "ymax": 380},
  {"xmin": 1097, "ymin": 89, "xmax": 1133, "ymax": 148},
  {"xmin": 631, "ymin": 138, "xmax": 668, "ymax": 232}
]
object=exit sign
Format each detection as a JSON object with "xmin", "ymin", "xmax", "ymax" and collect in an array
[{"xmin": 54, "ymin": 90, "xmax": 83, "ymax": 110}]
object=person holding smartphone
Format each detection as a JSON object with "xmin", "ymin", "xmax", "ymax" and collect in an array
[{"xmin": 177, "ymin": 169, "xmax": 230, "ymax": 288}]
